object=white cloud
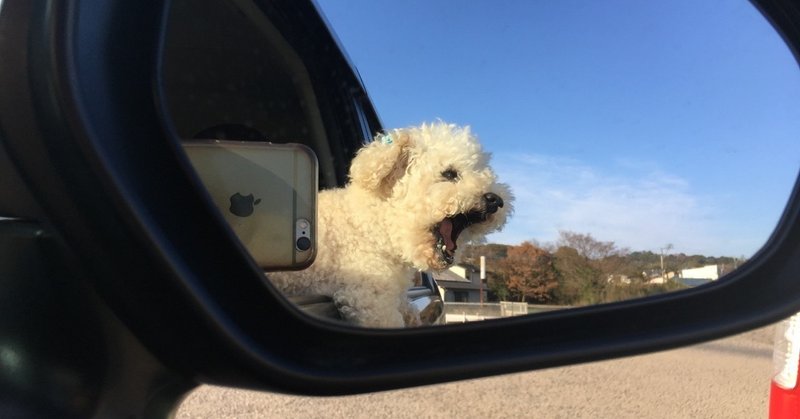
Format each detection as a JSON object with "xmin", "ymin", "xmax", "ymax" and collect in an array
[{"xmin": 486, "ymin": 152, "xmax": 749, "ymax": 256}]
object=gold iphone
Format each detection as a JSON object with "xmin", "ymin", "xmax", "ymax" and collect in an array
[{"xmin": 183, "ymin": 140, "xmax": 317, "ymax": 270}]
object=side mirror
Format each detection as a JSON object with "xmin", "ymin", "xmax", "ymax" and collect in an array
[{"xmin": 0, "ymin": 0, "xmax": 799, "ymax": 417}]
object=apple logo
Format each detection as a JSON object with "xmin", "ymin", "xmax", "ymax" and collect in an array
[{"xmin": 229, "ymin": 192, "xmax": 261, "ymax": 217}]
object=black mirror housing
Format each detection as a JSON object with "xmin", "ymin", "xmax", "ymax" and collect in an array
[{"xmin": 1, "ymin": 0, "xmax": 799, "ymax": 416}]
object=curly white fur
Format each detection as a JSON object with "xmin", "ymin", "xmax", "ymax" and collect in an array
[{"xmin": 268, "ymin": 122, "xmax": 513, "ymax": 328}]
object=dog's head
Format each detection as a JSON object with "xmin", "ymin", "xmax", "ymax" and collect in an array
[{"xmin": 348, "ymin": 122, "xmax": 513, "ymax": 270}]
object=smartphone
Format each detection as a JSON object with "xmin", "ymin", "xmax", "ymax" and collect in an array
[{"xmin": 183, "ymin": 140, "xmax": 317, "ymax": 270}]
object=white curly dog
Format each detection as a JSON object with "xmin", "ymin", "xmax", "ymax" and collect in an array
[{"xmin": 269, "ymin": 122, "xmax": 512, "ymax": 328}]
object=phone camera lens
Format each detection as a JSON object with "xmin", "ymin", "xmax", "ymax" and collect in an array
[{"xmin": 296, "ymin": 237, "xmax": 311, "ymax": 251}]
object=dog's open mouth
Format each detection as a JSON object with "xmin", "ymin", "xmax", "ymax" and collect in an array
[{"xmin": 433, "ymin": 210, "xmax": 490, "ymax": 265}]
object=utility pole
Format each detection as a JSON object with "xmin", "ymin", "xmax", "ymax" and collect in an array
[
  {"xmin": 480, "ymin": 256, "xmax": 486, "ymax": 305},
  {"xmin": 660, "ymin": 244, "xmax": 673, "ymax": 283}
]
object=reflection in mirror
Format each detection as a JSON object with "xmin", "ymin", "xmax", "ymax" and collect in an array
[
  {"xmin": 162, "ymin": 0, "xmax": 800, "ymax": 328},
  {"xmin": 313, "ymin": 0, "xmax": 800, "ymax": 325}
]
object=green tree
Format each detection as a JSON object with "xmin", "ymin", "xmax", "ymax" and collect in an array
[
  {"xmin": 459, "ymin": 243, "xmax": 509, "ymax": 267},
  {"xmin": 486, "ymin": 273, "xmax": 511, "ymax": 302},
  {"xmin": 552, "ymin": 246, "xmax": 603, "ymax": 305},
  {"xmin": 460, "ymin": 243, "xmax": 511, "ymax": 302},
  {"xmin": 556, "ymin": 231, "xmax": 627, "ymax": 260}
]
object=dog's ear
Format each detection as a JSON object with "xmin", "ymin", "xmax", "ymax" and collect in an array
[{"xmin": 348, "ymin": 131, "xmax": 413, "ymax": 198}]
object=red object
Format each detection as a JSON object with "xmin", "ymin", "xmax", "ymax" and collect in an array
[{"xmin": 770, "ymin": 381, "xmax": 800, "ymax": 418}]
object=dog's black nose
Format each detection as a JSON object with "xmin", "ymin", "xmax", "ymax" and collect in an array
[{"xmin": 483, "ymin": 192, "xmax": 504, "ymax": 214}]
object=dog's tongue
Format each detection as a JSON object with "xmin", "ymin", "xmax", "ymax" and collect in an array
[{"xmin": 439, "ymin": 219, "xmax": 457, "ymax": 253}]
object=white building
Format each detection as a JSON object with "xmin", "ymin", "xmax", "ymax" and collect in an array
[
  {"xmin": 680, "ymin": 265, "xmax": 719, "ymax": 281},
  {"xmin": 430, "ymin": 264, "xmax": 485, "ymax": 303}
]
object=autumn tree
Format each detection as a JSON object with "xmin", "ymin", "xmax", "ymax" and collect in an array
[
  {"xmin": 479, "ymin": 231, "xmax": 743, "ymax": 306},
  {"xmin": 499, "ymin": 242, "xmax": 559, "ymax": 303}
]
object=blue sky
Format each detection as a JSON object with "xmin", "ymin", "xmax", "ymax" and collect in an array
[{"xmin": 315, "ymin": 1, "xmax": 800, "ymax": 257}]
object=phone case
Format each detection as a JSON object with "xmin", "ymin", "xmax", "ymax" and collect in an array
[{"xmin": 183, "ymin": 140, "xmax": 318, "ymax": 270}]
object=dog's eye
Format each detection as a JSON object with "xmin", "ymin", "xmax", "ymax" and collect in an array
[{"xmin": 441, "ymin": 169, "xmax": 459, "ymax": 182}]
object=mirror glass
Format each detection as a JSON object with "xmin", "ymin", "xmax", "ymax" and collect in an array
[
  {"xmin": 162, "ymin": 0, "xmax": 800, "ymax": 327},
  {"xmin": 312, "ymin": 0, "xmax": 800, "ymax": 321}
]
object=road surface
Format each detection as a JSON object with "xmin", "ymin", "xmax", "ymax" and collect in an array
[{"xmin": 177, "ymin": 324, "xmax": 776, "ymax": 418}]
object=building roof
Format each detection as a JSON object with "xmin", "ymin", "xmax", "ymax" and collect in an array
[
  {"xmin": 431, "ymin": 269, "xmax": 471, "ymax": 283},
  {"xmin": 431, "ymin": 266, "xmax": 483, "ymax": 290},
  {"xmin": 436, "ymin": 279, "xmax": 482, "ymax": 291}
]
